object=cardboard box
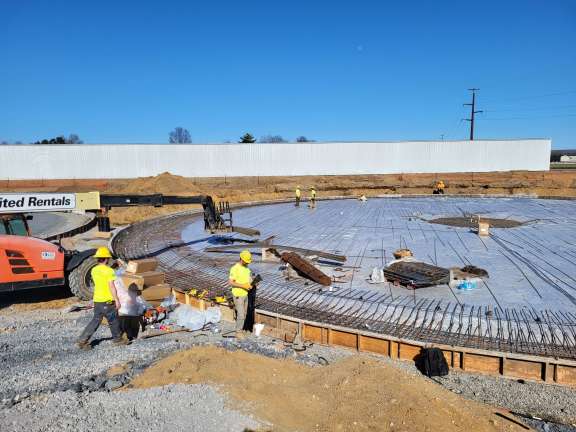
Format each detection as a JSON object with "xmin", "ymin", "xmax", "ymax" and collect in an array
[
  {"xmin": 139, "ymin": 271, "xmax": 165, "ymax": 287},
  {"xmin": 126, "ymin": 258, "xmax": 158, "ymax": 274},
  {"xmin": 120, "ymin": 273, "xmax": 145, "ymax": 291},
  {"xmin": 142, "ymin": 283, "xmax": 171, "ymax": 304}
]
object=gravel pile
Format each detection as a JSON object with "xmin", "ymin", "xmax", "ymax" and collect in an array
[
  {"xmin": 0, "ymin": 306, "xmax": 221, "ymax": 403},
  {"xmin": 434, "ymin": 372, "xmax": 576, "ymax": 426},
  {"xmin": 0, "ymin": 384, "xmax": 261, "ymax": 432}
]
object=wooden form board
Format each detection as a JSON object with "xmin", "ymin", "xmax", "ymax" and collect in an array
[
  {"xmin": 172, "ymin": 289, "xmax": 210, "ymax": 311},
  {"xmin": 255, "ymin": 309, "xmax": 576, "ymax": 387}
]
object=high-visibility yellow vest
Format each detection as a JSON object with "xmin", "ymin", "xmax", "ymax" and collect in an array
[
  {"xmin": 91, "ymin": 264, "xmax": 116, "ymax": 302},
  {"xmin": 229, "ymin": 262, "xmax": 251, "ymax": 297}
]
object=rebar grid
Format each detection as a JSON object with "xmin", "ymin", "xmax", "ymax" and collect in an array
[{"xmin": 112, "ymin": 206, "xmax": 576, "ymax": 360}]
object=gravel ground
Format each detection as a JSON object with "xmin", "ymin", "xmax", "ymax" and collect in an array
[
  {"xmin": 0, "ymin": 384, "xmax": 260, "ymax": 432},
  {"xmin": 2, "ymin": 303, "xmax": 576, "ymax": 431}
]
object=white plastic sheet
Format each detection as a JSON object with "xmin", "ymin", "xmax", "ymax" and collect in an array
[{"xmin": 169, "ymin": 305, "xmax": 221, "ymax": 330}]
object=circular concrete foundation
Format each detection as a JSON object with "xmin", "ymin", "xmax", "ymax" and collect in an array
[{"xmin": 114, "ymin": 196, "xmax": 576, "ymax": 360}]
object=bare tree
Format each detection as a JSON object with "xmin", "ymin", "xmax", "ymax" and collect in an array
[
  {"xmin": 259, "ymin": 134, "xmax": 287, "ymax": 143},
  {"xmin": 67, "ymin": 134, "xmax": 83, "ymax": 144},
  {"xmin": 169, "ymin": 127, "xmax": 192, "ymax": 143},
  {"xmin": 296, "ymin": 136, "xmax": 312, "ymax": 142}
]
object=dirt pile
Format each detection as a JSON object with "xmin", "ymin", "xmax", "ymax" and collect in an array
[
  {"xmin": 129, "ymin": 346, "xmax": 526, "ymax": 432},
  {"xmin": 105, "ymin": 172, "xmax": 201, "ymax": 195}
]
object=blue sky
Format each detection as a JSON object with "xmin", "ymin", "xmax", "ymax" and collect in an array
[{"xmin": 0, "ymin": 1, "xmax": 575, "ymax": 147}]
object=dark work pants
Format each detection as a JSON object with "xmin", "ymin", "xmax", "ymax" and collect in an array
[
  {"xmin": 119, "ymin": 316, "xmax": 144, "ymax": 340},
  {"xmin": 295, "ymin": 196, "xmax": 300, "ymax": 206},
  {"xmin": 78, "ymin": 302, "xmax": 121, "ymax": 342}
]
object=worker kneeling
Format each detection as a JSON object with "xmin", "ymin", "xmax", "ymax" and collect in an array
[
  {"xmin": 77, "ymin": 247, "xmax": 128, "ymax": 350},
  {"xmin": 229, "ymin": 250, "xmax": 254, "ymax": 339}
]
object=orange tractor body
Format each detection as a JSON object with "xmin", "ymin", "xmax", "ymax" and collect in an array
[{"xmin": 0, "ymin": 234, "xmax": 66, "ymax": 292}]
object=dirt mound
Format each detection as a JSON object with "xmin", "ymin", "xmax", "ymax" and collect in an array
[
  {"xmin": 129, "ymin": 346, "xmax": 524, "ymax": 432},
  {"xmin": 106, "ymin": 172, "xmax": 200, "ymax": 195}
]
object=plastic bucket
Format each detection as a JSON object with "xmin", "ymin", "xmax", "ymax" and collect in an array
[{"xmin": 254, "ymin": 323, "xmax": 265, "ymax": 336}]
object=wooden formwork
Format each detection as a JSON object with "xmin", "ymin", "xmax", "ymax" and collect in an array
[{"xmin": 255, "ymin": 309, "xmax": 576, "ymax": 387}]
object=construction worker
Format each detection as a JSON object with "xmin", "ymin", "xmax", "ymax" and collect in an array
[
  {"xmin": 229, "ymin": 250, "xmax": 253, "ymax": 338},
  {"xmin": 77, "ymin": 247, "xmax": 127, "ymax": 350},
  {"xmin": 434, "ymin": 180, "xmax": 445, "ymax": 195},
  {"xmin": 308, "ymin": 186, "xmax": 317, "ymax": 208},
  {"xmin": 295, "ymin": 185, "xmax": 301, "ymax": 207}
]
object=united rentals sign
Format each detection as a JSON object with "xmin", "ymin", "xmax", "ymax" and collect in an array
[{"xmin": 0, "ymin": 193, "xmax": 76, "ymax": 213}]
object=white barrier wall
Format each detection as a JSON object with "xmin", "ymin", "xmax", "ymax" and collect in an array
[{"xmin": 0, "ymin": 139, "xmax": 550, "ymax": 180}]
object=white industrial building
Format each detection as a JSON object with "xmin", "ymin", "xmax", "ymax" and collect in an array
[{"xmin": 0, "ymin": 139, "xmax": 551, "ymax": 180}]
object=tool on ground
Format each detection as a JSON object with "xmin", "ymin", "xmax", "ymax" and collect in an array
[{"xmin": 66, "ymin": 304, "xmax": 93, "ymax": 313}]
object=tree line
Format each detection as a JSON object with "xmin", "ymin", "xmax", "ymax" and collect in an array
[
  {"xmin": 169, "ymin": 127, "xmax": 313, "ymax": 144},
  {"xmin": 1, "ymin": 129, "xmax": 313, "ymax": 144}
]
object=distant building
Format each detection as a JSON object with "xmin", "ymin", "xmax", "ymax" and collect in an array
[{"xmin": 560, "ymin": 155, "xmax": 576, "ymax": 163}]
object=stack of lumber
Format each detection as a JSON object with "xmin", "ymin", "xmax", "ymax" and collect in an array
[{"xmin": 120, "ymin": 258, "xmax": 171, "ymax": 305}]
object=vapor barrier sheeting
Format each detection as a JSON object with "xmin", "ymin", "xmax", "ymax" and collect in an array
[{"xmin": 0, "ymin": 139, "xmax": 550, "ymax": 180}]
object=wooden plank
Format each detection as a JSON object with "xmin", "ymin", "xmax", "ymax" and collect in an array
[
  {"xmin": 321, "ymin": 327, "xmax": 329, "ymax": 345},
  {"xmin": 453, "ymin": 351, "xmax": 462, "ymax": 369},
  {"xmin": 390, "ymin": 341, "xmax": 399, "ymax": 359},
  {"xmin": 303, "ymin": 324, "xmax": 323, "ymax": 343},
  {"xmin": 256, "ymin": 313, "xmax": 277, "ymax": 328},
  {"xmin": 556, "ymin": 365, "xmax": 576, "ymax": 386},
  {"xmin": 504, "ymin": 358, "xmax": 543, "ymax": 381},
  {"xmin": 465, "ymin": 353, "xmax": 501, "ymax": 374},
  {"xmin": 398, "ymin": 342, "xmax": 421, "ymax": 361},
  {"xmin": 173, "ymin": 289, "xmax": 187, "ymax": 304},
  {"xmin": 359, "ymin": 335, "xmax": 390, "ymax": 355},
  {"xmin": 330, "ymin": 330, "xmax": 357, "ymax": 349},
  {"xmin": 187, "ymin": 296, "xmax": 208, "ymax": 311},
  {"xmin": 279, "ymin": 319, "xmax": 299, "ymax": 334}
]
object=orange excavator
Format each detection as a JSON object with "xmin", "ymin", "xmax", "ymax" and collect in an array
[{"xmin": 0, "ymin": 192, "xmax": 258, "ymax": 299}]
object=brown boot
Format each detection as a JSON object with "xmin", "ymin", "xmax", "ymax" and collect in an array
[
  {"xmin": 112, "ymin": 337, "xmax": 130, "ymax": 346},
  {"xmin": 77, "ymin": 340, "xmax": 92, "ymax": 351}
]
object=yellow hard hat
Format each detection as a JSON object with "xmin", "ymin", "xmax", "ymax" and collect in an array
[
  {"xmin": 94, "ymin": 246, "xmax": 112, "ymax": 259},
  {"xmin": 240, "ymin": 250, "xmax": 252, "ymax": 264}
]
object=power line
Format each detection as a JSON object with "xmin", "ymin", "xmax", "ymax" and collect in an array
[
  {"xmin": 484, "ymin": 104, "xmax": 576, "ymax": 113},
  {"xmin": 483, "ymin": 113, "xmax": 576, "ymax": 121},
  {"xmin": 462, "ymin": 88, "xmax": 482, "ymax": 140},
  {"xmin": 482, "ymin": 90, "xmax": 576, "ymax": 104}
]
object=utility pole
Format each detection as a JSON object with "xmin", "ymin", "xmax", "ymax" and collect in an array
[{"xmin": 463, "ymin": 88, "xmax": 483, "ymax": 140}]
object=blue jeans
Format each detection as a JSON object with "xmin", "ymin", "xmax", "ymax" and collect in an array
[{"xmin": 78, "ymin": 302, "xmax": 121, "ymax": 342}]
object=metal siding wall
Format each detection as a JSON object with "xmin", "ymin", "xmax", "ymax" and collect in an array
[{"xmin": 0, "ymin": 140, "xmax": 550, "ymax": 180}]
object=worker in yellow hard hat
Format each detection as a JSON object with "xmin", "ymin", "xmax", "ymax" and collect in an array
[
  {"xmin": 308, "ymin": 186, "xmax": 317, "ymax": 208},
  {"xmin": 295, "ymin": 185, "xmax": 301, "ymax": 207},
  {"xmin": 434, "ymin": 180, "xmax": 445, "ymax": 195},
  {"xmin": 77, "ymin": 247, "xmax": 127, "ymax": 350},
  {"xmin": 229, "ymin": 250, "xmax": 253, "ymax": 338}
]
